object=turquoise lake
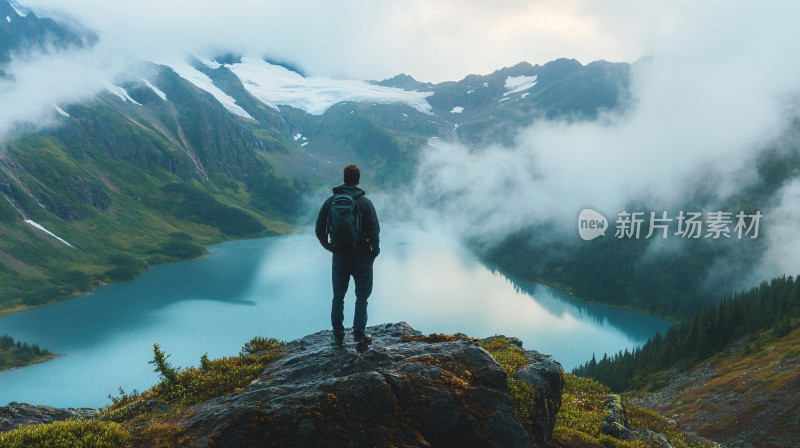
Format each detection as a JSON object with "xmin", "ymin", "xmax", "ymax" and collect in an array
[{"xmin": 0, "ymin": 229, "xmax": 671, "ymax": 408}]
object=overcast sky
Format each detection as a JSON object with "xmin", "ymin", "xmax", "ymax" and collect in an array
[{"xmin": 22, "ymin": 0, "xmax": 792, "ymax": 83}]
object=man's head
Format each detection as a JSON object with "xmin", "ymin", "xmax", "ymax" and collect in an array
[{"xmin": 343, "ymin": 164, "xmax": 360, "ymax": 185}]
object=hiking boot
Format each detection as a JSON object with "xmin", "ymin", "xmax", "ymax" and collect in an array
[
  {"xmin": 354, "ymin": 333, "xmax": 372, "ymax": 345},
  {"xmin": 332, "ymin": 333, "xmax": 345, "ymax": 346}
]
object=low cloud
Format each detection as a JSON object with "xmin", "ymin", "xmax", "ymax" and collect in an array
[
  {"xmin": 0, "ymin": 42, "xmax": 145, "ymax": 141},
  {"xmin": 404, "ymin": 1, "xmax": 800, "ymax": 285},
  {"xmin": 21, "ymin": 0, "xmax": 766, "ymax": 84},
  {"xmin": 751, "ymin": 178, "xmax": 800, "ymax": 281}
]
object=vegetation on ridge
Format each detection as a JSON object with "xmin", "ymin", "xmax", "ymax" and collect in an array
[
  {"xmin": 0, "ymin": 334, "xmax": 54, "ymax": 371},
  {"xmin": 573, "ymin": 275, "xmax": 799, "ymax": 391},
  {"xmin": 553, "ymin": 375, "xmax": 715, "ymax": 448},
  {"xmin": 0, "ymin": 331, "xmax": 714, "ymax": 447},
  {"xmin": 481, "ymin": 336, "xmax": 712, "ymax": 448}
]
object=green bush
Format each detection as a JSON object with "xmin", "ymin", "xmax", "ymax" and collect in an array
[
  {"xmin": 240, "ymin": 335, "xmax": 284, "ymax": 356},
  {"xmin": 159, "ymin": 240, "xmax": 205, "ymax": 259},
  {"xmin": 0, "ymin": 420, "xmax": 131, "ymax": 448},
  {"xmin": 149, "ymin": 343, "xmax": 180, "ymax": 383},
  {"xmin": 104, "ymin": 254, "xmax": 146, "ymax": 282},
  {"xmin": 107, "ymin": 339, "xmax": 285, "ymax": 417}
]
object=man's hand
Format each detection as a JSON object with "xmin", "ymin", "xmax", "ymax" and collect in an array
[
  {"xmin": 371, "ymin": 246, "xmax": 380, "ymax": 259},
  {"xmin": 318, "ymin": 238, "xmax": 333, "ymax": 252}
]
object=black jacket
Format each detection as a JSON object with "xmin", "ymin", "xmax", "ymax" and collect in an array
[{"xmin": 315, "ymin": 184, "xmax": 380, "ymax": 255}]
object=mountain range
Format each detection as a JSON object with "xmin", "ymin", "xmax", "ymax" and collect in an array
[
  {"xmin": 1, "ymin": 0, "xmax": 797, "ymax": 323},
  {"xmin": 1, "ymin": 2, "xmax": 798, "ymax": 446},
  {"xmin": 0, "ymin": 0, "xmax": 631, "ymax": 313}
]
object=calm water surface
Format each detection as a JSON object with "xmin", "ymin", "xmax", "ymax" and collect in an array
[{"xmin": 0, "ymin": 229, "xmax": 670, "ymax": 407}]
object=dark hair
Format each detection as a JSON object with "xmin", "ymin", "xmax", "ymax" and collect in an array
[{"xmin": 343, "ymin": 164, "xmax": 360, "ymax": 185}]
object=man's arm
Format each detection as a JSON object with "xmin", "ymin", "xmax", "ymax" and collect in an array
[
  {"xmin": 363, "ymin": 198, "xmax": 380, "ymax": 257},
  {"xmin": 315, "ymin": 197, "xmax": 333, "ymax": 251}
]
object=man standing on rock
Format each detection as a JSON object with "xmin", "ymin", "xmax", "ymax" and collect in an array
[{"xmin": 316, "ymin": 164, "xmax": 380, "ymax": 346}]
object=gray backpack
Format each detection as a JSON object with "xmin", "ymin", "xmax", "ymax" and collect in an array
[{"xmin": 327, "ymin": 192, "xmax": 362, "ymax": 249}]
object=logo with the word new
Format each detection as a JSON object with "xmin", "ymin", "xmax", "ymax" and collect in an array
[{"xmin": 578, "ymin": 208, "xmax": 608, "ymax": 241}]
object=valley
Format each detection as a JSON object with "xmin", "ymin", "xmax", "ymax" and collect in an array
[{"xmin": 1, "ymin": 1, "xmax": 798, "ymax": 446}]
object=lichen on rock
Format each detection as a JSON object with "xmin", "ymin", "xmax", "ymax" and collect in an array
[{"xmin": 183, "ymin": 322, "xmax": 564, "ymax": 448}]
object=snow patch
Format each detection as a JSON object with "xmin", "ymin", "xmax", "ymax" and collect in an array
[
  {"xmin": 503, "ymin": 75, "xmax": 537, "ymax": 96},
  {"xmin": 104, "ymin": 83, "xmax": 143, "ymax": 105},
  {"xmin": 200, "ymin": 58, "xmax": 222, "ymax": 69},
  {"xmin": 170, "ymin": 63, "xmax": 253, "ymax": 119},
  {"xmin": 142, "ymin": 78, "xmax": 167, "ymax": 101},
  {"xmin": 450, "ymin": 106, "xmax": 464, "ymax": 114},
  {"xmin": 9, "ymin": 1, "xmax": 27, "ymax": 17},
  {"xmin": 301, "ymin": 142, "xmax": 309, "ymax": 147},
  {"xmin": 5, "ymin": 16, "xmax": 10, "ymax": 23},
  {"xmin": 466, "ymin": 90, "xmax": 475, "ymax": 94},
  {"xmin": 520, "ymin": 92, "xmax": 530, "ymax": 99},
  {"xmin": 227, "ymin": 57, "xmax": 433, "ymax": 115},
  {"xmin": 53, "ymin": 104, "xmax": 70, "ymax": 117},
  {"xmin": 483, "ymin": 82, "xmax": 489, "ymax": 87},
  {"xmin": 293, "ymin": 133, "xmax": 303, "ymax": 141},
  {"xmin": 24, "ymin": 220, "xmax": 75, "ymax": 248},
  {"xmin": 402, "ymin": 113, "xmax": 408, "ymax": 117},
  {"xmin": 499, "ymin": 97, "xmax": 510, "ymax": 102}
]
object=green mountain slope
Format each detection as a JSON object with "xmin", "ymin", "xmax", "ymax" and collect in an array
[
  {"xmin": 573, "ymin": 275, "xmax": 800, "ymax": 447},
  {"xmin": 0, "ymin": 65, "xmax": 305, "ymax": 313},
  {"xmin": 628, "ymin": 324, "xmax": 800, "ymax": 447}
]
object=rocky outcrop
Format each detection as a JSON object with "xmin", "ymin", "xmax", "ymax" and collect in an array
[
  {"xmin": 0, "ymin": 402, "xmax": 98, "ymax": 432},
  {"xmin": 516, "ymin": 347, "xmax": 564, "ymax": 446},
  {"xmin": 183, "ymin": 322, "xmax": 564, "ymax": 448},
  {"xmin": 600, "ymin": 394, "xmax": 677, "ymax": 448},
  {"xmin": 601, "ymin": 394, "xmax": 634, "ymax": 440}
]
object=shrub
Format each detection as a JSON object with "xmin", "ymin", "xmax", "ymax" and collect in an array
[
  {"xmin": 0, "ymin": 420, "xmax": 131, "ymax": 448},
  {"xmin": 107, "ymin": 339, "xmax": 285, "ymax": 416},
  {"xmin": 240, "ymin": 335, "xmax": 284, "ymax": 356},
  {"xmin": 149, "ymin": 343, "xmax": 180, "ymax": 383}
]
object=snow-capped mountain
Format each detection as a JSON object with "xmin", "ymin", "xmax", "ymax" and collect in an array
[
  {"xmin": 149, "ymin": 54, "xmax": 628, "ymax": 148},
  {"xmin": 0, "ymin": 1, "xmax": 631, "ymax": 308}
]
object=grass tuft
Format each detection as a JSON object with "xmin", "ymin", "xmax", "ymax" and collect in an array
[{"xmin": 0, "ymin": 420, "xmax": 131, "ymax": 448}]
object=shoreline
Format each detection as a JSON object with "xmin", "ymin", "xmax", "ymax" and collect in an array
[
  {"xmin": 480, "ymin": 257, "xmax": 683, "ymax": 325},
  {"xmin": 0, "ymin": 229, "xmax": 295, "ymax": 318},
  {"xmin": 0, "ymin": 353, "xmax": 63, "ymax": 373}
]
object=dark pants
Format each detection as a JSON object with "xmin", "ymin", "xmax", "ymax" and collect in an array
[{"xmin": 331, "ymin": 249, "xmax": 374, "ymax": 338}]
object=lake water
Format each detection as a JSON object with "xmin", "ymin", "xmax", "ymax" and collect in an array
[{"xmin": 0, "ymin": 229, "xmax": 671, "ymax": 408}]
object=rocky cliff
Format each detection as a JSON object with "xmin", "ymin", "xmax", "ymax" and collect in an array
[
  {"xmin": 0, "ymin": 402, "xmax": 97, "ymax": 432},
  {"xmin": 0, "ymin": 323, "xmax": 564, "ymax": 447},
  {"xmin": 182, "ymin": 322, "xmax": 563, "ymax": 448},
  {"xmin": 2, "ymin": 322, "xmax": 719, "ymax": 447}
]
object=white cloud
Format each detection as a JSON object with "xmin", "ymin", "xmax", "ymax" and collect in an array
[
  {"xmin": 16, "ymin": 0, "xmax": 756, "ymax": 83},
  {"xmin": 752, "ymin": 178, "xmax": 800, "ymax": 280},
  {"xmin": 401, "ymin": 0, "xmax": 800, "ymax": 284},
  {"xmin": 0, "ymin": 42, "xmax": 144, "ymax": 140}
]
